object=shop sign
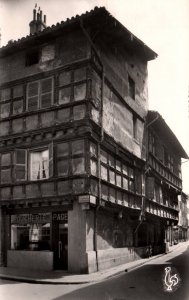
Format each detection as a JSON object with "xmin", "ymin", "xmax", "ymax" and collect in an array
[
  {"xmin": 78, "ymin": 195, "xmax": 96, "ymax": 204},
  {"xmin": 52, "ymin": 212, "xmax": 68, "ymax": 221},
  {"xmin": 11, "ymin": 213, "xmax": 50, "ymax": 225}
]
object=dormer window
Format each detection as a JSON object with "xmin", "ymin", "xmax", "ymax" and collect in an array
[
  {"xmin": 26, "ymin": 49, "xmax": 39, "ymax": 66},
  {"xmin": 128, "ymin": 75, "xmax": 135, "ymax": 100}
]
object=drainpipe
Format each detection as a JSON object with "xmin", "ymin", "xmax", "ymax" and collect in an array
[{"xmin": 80, "ymin": 20, "xmax": 104, "ymax": 272}]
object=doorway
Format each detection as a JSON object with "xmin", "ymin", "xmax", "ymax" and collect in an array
[{"xmin": 53, "ymin": 213, "xmax": 68, "ymax": 270}]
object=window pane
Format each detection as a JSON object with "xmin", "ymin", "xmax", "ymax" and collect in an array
[
  {"xmin": 90, "ymin": 159, "xmax": 97, "ymax": 176},
  {"xmin": 73, "ymin": 104, "xmax": 86, "ymax": 120},
  {"xmin": 41, "ymin": 93, "xmax": 52, "ymax": 108},
  {"xmin": 0, "ymin": 103, "xmax": 10, "ymax": 118},
  {"xmin": 123, "ymin": 164, "xmax": 128, "ymax": 176},
  {"xmin": 57, "ymin": 108, "xmax": 70, "ymax": 123},
  {"xmin": 59, "ymin": 71, "xmax": 71, "ymax": 86},
  {"xmin": 74, "ymin": 83, "xmax": 86, "ymax": 101},
  {"xmin": 109, "ymin": 155, "xmax": 115, "ymax": 168},
  {"xmin": 16, "ymin": 149, "xmax": 26, "ymax": 165},
  {"xmin": 101, "ymin": 165, "xmax": 108, "ymax": 181},
  {"xmin": 57, "ymin": 143, "xmax": 69, "ymax": 158},
  {"xmin": 1, "ymin": 153, "xmax": 11, "ymax": 166},
  {"xmin": 72, "ymin": 157, "xmax": 85, "ymax": 174},
  {"xmin": 28, "ymin": 82, "xmax": 39, "ymax": 97},
  {"xmin": 72, "ymin": 140, "xmax": 84, "ymax": 155},
  {"xmin": 1, "ymin": 169, "xmax": 11, "ymax": 183},
  {"xmin": 129, "ymin": 168, "xmax": 134, "ymax": 178},
  {"xmin": 90, "ymin": 142, "xmax": 97, "ymax": 157},
  {"xmin": 123, "ymin": 177, "xmax": 128, "ymax": 190},
  {"xmin": 28, "ymin": 96, "xmax": 38, "ymax": 111},
  {"xmin": 74, "ymin": 68, "xmax": 86, "ymax": 82},
  {"xmin": 41, "ymin": 78, "xmax": 52, "ymax": 94},
  {"xmin": 57, "ymin": 160, "xmax": 69, "ymax": 176},
  {"xmin": 59, "ymin": 87, "xmax": 71, "ymax": 104},
  {"xmin": 100, "ymin": 150, "xmax": 108, "ymax": 164},
  {"xmin": 15, "ymin": 165, "xmax": 26, "ymax": 180},
  {"xmin": 116, "ymin": 160, "xmax": 121, "ymax": 171},
  {"xmin": 41, "ymin": 78, "xmax": 53, "ymax": 108},
  {"xmin": 1, "ymin": 88, "xmax": 11, "ymax": 101},
  {"xmin": 13, "ymin": 100, "xmax": 23, "ymax": 115},
  {"xmin": 13, "ymin": 85, "xmax": 23, "ymax": 98},
  {"xmin": 30, "ymin": 150, "xmax": 49, "ymax": 180},
  {"xmin": 116, "ymin": 174, "xmax": 122, "ymax": 187},
  {"xmin": 109, "ymin": 170, "xmax": 115, "ymax": 184}
]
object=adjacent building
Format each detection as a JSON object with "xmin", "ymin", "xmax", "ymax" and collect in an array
[
  {"xmin": 0, "ymin": 6, "xmax": 187, "ymax": 274},
  {"xmin": 177, "ymin": 192, "xmax": 188, "ymax": 242},
  {"xmin": 145, "ymin": 111, "xmax": 188, "ymax": 253}
]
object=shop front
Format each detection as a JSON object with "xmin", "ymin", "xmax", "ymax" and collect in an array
[{"xmin": 7, "ymin": 211, "xmax": 68, "ymax": 271}]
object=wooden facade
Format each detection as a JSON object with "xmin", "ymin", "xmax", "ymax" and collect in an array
[{"xmin": 0, "ymin": 7, "xmax": 186, "ymax": 273}]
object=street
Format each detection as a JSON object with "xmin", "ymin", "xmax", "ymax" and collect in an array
[{"xmin": 0, "ymin": 243, "xmax": 189, "ymax": 300}]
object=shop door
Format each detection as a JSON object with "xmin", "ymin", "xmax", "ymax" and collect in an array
[{"xmin": 54, "ymin": 223, "xmax": 68, "ymax": 270}]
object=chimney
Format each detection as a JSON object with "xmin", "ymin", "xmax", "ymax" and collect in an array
[{"xmin": 29, "ymin": 5, "xmax": 47, "ymax": 35}]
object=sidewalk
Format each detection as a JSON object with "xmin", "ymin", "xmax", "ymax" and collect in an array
[{"xmin": 0, "ymin": 241, "xmax": 187, "ymax": 285}]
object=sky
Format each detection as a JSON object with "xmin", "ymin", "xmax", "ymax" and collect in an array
[{"xmin": 0, "ymin": 0, "xmax": 189, "ymax": 192}]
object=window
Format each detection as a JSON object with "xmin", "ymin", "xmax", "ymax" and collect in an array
[
  {"xmin": 27, "ymin": 77, "xmax": 53, "ymax": 111},
  {"xmin": 0, "ymin": 85, "xmax": 24, "ymax": 119},
  {"xmin": 99, "ymin": 148, "xmax": 135, "ymax": 192},
  {"xmin": 149, "ymin": 133, "xmax": 156, "ymax": 155},
  {"xmin": 15, "ymin": 149, "xmax": 27, "ymax": 181},
  {"xmin": 128, "ymin": 76, "xmax": 135, "ymax": 100},
  {"xmin": 30, "ymin": 149, "xmax": 49, "ymax": 180},
  {"xmin": 133, "ymin": 115, "xmax": 137, "ymax": 140},
  {"xmin": 0, "ymin": 88, "xmax": 11, "ymax": 119},
  {"xmin": 26, "ymin": 49, "xmax": 39, "ymax": 66},
  {"xmin": 0, "ymin": 152, "xmax": 12, "ymax": 183},
  {"xmin": 11, "ymin": 213, "xmax": 51, "ymax": 251},
  {"xmin": 56, "ymin": 140, "xmax": 86, "ymax": 176},
  {"xmin": 58, "ymin": 68, "xmax": 87, "ymax": 105}
]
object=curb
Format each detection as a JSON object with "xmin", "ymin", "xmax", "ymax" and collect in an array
[{"xmin": 0, "ymin": 244, "xmax": 184, "ymax": 285}]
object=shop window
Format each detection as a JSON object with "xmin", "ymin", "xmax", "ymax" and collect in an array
[
  {"xmin": 27, "ymin": 77, "xmax": 53, "ymax": 111},
  {"xmin": 11, "ymin": 213, "xmax": 51, "ymax": 251},
  {"xmin": 128, "ymin": 75, "xmax": 135, "ymax": 100}
]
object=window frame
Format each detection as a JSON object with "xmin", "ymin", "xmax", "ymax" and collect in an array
[{"xmin": 26, "ymin": 77, "xmax": 54, "ymax": 111}]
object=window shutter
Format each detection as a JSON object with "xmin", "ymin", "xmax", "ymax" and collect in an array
[
  {"xmin": 15, "ymin": 149, "xmax": 27, "ymax": 181},
  {"xmin": 41, "ymin": 77, "xmax": 53, "ymax": 108},
  {"xmin": 49, "ymin": 142, "xmax": 53, "ymax": 177},
  {"xmin": 146, "ymin": 177, "xmax": 154, "ymax": 200},
  {"xmin": 27, "ymin": 81, "xmax": 39, "ymax": 111}
]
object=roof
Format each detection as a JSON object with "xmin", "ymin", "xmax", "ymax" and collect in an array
[
  {"xmin": 147, "ymin": 110, "xmax": 188, "ymax": 159},
  {"xmin": 0, "ymin": 6, "xmax": 157, "ymax": 61}
]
